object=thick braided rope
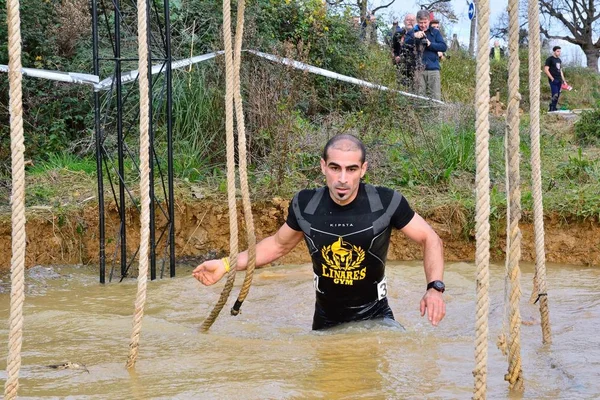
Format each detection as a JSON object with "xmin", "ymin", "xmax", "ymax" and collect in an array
[
  {"xmin": 126, "ymin": 0, "xmax": 151, "ymax": 369},
  {"xmin": 527, "ymin": 0, "xmax": 552, "ymax": 345},
  {"xmin": 230, "ymin": 0, "xmax": 257, "ymax": 315},
  {"xmin": 4, "ymin": 0, "xmax": 26, "ymax": 397},
  {"xmin": 472, "ymin": 0, "xmax": 492, "ymax": 398},
  {"xmin": 200, "ymin": 0, "xmax": 239, "ymax": 331},
  {"xmin": 504, "ymin": 0, "xmax": 524, "ymax": 390}
]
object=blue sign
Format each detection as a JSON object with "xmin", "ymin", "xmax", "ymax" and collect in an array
[{"xmin": 468, "ymin": 2, "xmax": 475, "ymax": 20}]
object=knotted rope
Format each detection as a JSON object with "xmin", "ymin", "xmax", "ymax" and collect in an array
[
  {"xmin": 472, "ymin": 0, "xmax": 492, "ymax": 398},
  {"xmin": 527, "ymin": 0, "xmax": 552, "ymax": 345},
  {"xmin": 126, "ymin": 0, "xmax": 151, "ymax": 369},
  {"xmin": 4, "ymin": 0, "xmax": 26, "ymax": 396},
  {"xmin": 503, "ymin": 0, "xmax": 524, "ymax": 390},
  {"xmin": 200, "ymin": 0, "xmax": 239, "ymax": 332},
  {"xmin": 201, "ymin": 0, "xmax": 256, "ymax": 330},
  {"xmin": 230, "ymin": 0, "xmax": 257, "ymax": 316}
]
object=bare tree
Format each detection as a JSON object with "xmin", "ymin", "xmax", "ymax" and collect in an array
[
  {"xmin": 419, "ymin": 0, "xmax": 458, "ymax": 22},
  {"xmin": 491, "ymin": 8, "xmax": 529, "ymax": 47},
  {"xmin": 539, "ymin": 0, "xmax": 600, "ymax": 71},
  {"xmin": 326, "ymin": 0, "xmax": 396, "ymax": 22}
]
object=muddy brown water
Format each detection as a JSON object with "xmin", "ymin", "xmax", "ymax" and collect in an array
[{"xmin": 0, "ymin": 261, "xmax": 598, "ymax": 399}]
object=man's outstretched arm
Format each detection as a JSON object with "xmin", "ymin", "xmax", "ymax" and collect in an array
[
  {"xmin": 400, "ymin": 213, "xmax": 446, "ymax": 326},
  {"xmin": 193, "ymin": 223, "xmax": 304, "ymax": 286}
]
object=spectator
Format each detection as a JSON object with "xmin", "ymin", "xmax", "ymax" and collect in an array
[
  {"xmin": 429, "ymin": 19, "xmax": 446, "ymax": 61},
  {"xmin": 391, "ymin": 13, "xmax": 417, "ymax": 88},
  {"xmin": 403, "ymin": 13, "xmax": 416, "ymax": 31},
  {"xmin": 544, "ymin": 45, "xmax": 568, "ymax": 112},
  {"xmin": 489, "ymin": 40, "xmax": 505, "ymax": 61},
  {"xmin": 405, "ymin": 10, "xmax": 447, "ymax": 100},
  {"xmin": 450, "ymin": 33, "xmax": 460, "ymax": 52},
  {"xmin": 361, "ymin": 10, "xmax": 378, "ymax": 43},
  {"xmin": 386, "ymin": 19, "xmax": 401, "ymax": 47}
]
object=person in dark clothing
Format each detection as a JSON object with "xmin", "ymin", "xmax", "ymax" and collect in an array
[
  {"xmin": 405, "ymin": 10, "xmax": 447, "ymax": 100},
  {"xmin": 386, "ymin": 20, "xmax": 400, "ymax": 46},
  {"xmin": 430, "ymin": 20, "xmax": 447, "ymax": 61},
  {"xmin": 544, "ymin": 46, "xmax": 568, "ymax": 112},
  {"xmin": 193, "ymin": 134, "xmax": 446, "ymax": 330},
  {"xmin": 391, "ymin": 14, "xmax": 417, "ymax": 89}
]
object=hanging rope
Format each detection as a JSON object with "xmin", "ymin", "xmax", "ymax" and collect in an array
[
  {"xmin": 472, "ymin": 0, "xmax": 492, "ymax": 398},
  {"xmin": 504, "ymin": 0, "xmax": 524, "ymax": 390},
  {"xmin": 126, "ymin": 0, "xmax": 151, "ymax": 369},
  {"xmin": 527, "ymin": 0, "xmax": 552, "ymax": 345},
  {"xmin": 230, "ymin": 0, "xmax": 257, "ymax": 316},
  {"xmin": 200, "ymin": 0, "xmax": 240, "ymax": 331},
  {"xmin": 4, "ymin": 0, "xmax": 26, "ymax": 396}
]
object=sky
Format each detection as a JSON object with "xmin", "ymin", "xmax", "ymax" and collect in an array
[{"xmin": 379, "ymin": 0, "xmax": 586, "ymax": 66}]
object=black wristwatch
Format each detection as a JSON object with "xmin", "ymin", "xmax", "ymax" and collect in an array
[{"xmin": 427, "ymin": 280, "xmax": 445, "ymax": 293}]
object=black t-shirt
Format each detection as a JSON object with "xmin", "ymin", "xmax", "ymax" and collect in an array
[
  {"xmin": 545, "ymin": 56, "xmax": 563, "ymax": 82},
  {"xmin": 286, "ymin": 183, "xmax": 414, "ymax": 323}
]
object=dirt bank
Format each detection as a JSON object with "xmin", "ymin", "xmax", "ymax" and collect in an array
[{"xmin": 0, "ymin": 198, "xmax": 598, "ymax": 272}]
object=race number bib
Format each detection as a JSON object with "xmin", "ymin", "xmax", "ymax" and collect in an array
[{"xmin": 377, "ymin": 276, "xmax": 388, "ymax": 300}]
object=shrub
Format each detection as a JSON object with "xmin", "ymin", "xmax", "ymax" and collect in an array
[{"xmin": 574, "ymin": 107, "xmax": 600, "ymax": 145}]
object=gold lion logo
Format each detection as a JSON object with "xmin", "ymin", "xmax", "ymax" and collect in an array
[{"xmin": 321, "ymin": 237, "xmax": 365, "ymax": 271}]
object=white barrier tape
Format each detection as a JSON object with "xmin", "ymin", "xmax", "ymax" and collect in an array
[
  {"xmin": 0, "ymin": 64, "xmax": 99, "ymax": 86},
  {"xmin": 94, "ymin": 51, "xmax": 224, "ymax": 91},
  {"xmin": 1, "ymin": 49, "xmax": 444, "ymax": 104},
  {"xmin": 247, "ymin": 50, "xmax": 444, "ymax": 104}
]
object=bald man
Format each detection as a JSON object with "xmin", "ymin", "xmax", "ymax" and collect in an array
[{"xmin": 193, "ymin": 134, "xmax": 445, "ymax": 330}]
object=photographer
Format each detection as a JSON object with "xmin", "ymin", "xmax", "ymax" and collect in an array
[{"xmin": 405, "ymin": 10, "xmax": 447, "ymax": 100}]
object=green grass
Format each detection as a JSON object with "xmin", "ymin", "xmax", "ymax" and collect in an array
[{"xmin": 28, "ymin": 153, "xmax": 97, "ymax": 176}]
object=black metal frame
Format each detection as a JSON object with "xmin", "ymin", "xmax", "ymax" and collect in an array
[{"xmin": 92, "ymin": 0, "xmax": 175, "ymax": 283}]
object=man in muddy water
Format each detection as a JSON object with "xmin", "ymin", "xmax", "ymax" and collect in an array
[{"xmin": 193, "ymin": 134, "xmax": 446, "ymax": 330}]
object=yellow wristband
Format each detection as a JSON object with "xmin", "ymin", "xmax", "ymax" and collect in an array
[{"xmin": 222, "ymin": 257, "xmax": 230, "ymax": 273}]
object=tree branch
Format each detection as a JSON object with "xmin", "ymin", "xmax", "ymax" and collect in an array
[
  {"xmin": 539, "ymin": 0, "xmax": 579, "ymax": 37},
  {"xmin": 568, "ymin": 0, "xmax": 585, "ymax": 24},
  {"xmin": 371, "ymin": 0, "xmax": 396, "ymax": 13},
  {"xmin": 539, "ymin": 26, "xmax": 585, "ymax": 46},
  {"xmin": 421, "ymin": 0, "xmax": 451, "ymax": 10}
]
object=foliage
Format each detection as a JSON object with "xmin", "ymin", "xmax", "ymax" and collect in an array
[
  {"xmin": 574, "ymin": 107, "xmax": 600, "ymax": 145},
  {"xmin": 0, "ymin": 0, "xmax": 92, "ymax": 180},
  {"xmin": 169, "ymin": 0, "xmax": 222, "ymax": 57},
  {"xmin": 250, "ymin": 0, "xmax": 364, "ymax": 75},
  {"xmin": 170, "ymin": 65, "xmax": 225, "ymax": 179},
  {"xmin": 439, "ymin": 50, "xmax": 476, "ymax": 103},
  {"xmin": 1, "ymin": 0, "xmax": 600, "ymax": 226},
  {"xmin": 557, "ymin": 148, "xmax": 599, "ymax": 183}
]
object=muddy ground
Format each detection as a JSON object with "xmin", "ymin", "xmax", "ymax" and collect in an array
[{"xmin": 0, "ymin": 198, "xmax": 598, "ymax": 272}]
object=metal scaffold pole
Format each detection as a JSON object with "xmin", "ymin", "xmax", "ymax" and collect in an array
[{"xmin": 91, "ymin": 0, "xmax": 175, "ymax": 283}]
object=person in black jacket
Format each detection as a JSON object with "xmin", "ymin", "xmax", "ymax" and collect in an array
[
  {"xmin": 391, "ymin": 14, "xmax": 416, "ymax": 89},
  {"xmin": 405, "ymin": 10, "xmax": 447, "ymax": 100}
]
